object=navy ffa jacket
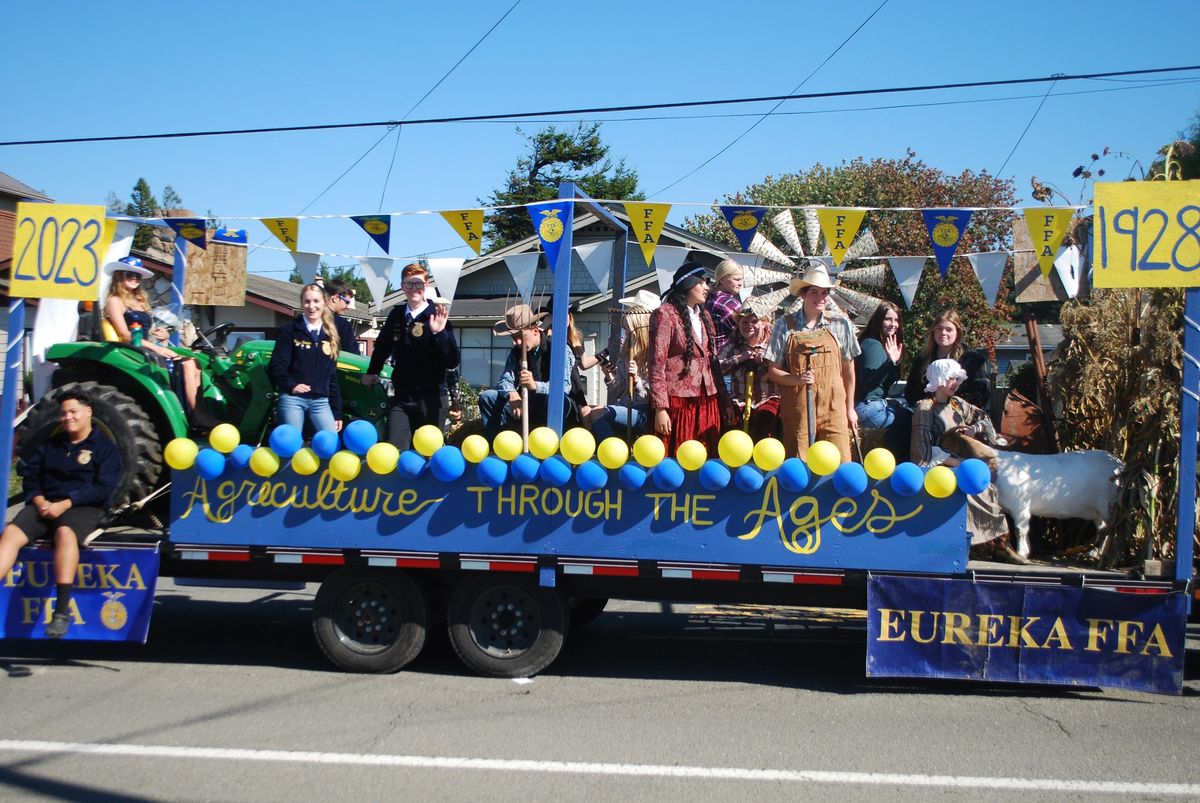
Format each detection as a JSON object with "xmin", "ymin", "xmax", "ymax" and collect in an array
[
  {"xmin": 268, "ymin": 317, "xmax": 343, "ymax": 417},
  {"xmin": 23, "ymin": 429, "xmax": 123, "ymax": 508},
  {"xmin": 366, "ymin": 303, "xmax": 459, "ymax": 400},
  {"xmin": 333, "ymin": 313, "xmax": 360, "ymax": 356}
]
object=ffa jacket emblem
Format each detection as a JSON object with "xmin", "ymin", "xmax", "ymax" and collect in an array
[
  {"xmin": 411, "ymin": 322, "xmax": 424, "ymax": 338},
  {"xmin": 321, "ymin": 341, "xmax": 332, "ymax": 356},
  {"xmin": 77, "ymin": 449, "xmax": 92, "ymax": 465}
]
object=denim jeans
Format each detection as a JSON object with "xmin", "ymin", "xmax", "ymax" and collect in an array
[
  {"xmin": 855, "ymin": 397, "xmax": 900, "ymax": 429},
  {"xmin": 855, "ymin": 398, "xmax": 913, "ymax": 460},
  {"xmin": 277, "ymin": 393, "xmax": 337, "ymax": 433},
  {"xmin": 589, "ymin": 405, "xmax": 649, "ymax": 441}
]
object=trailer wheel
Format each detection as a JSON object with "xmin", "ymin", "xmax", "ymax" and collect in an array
[
  {"xmin": 313, "ymin": 568, "xmax": 428, "ymax": 673},
  {"xmin": 569, "ymin": 597, "xmax": 609, "ymax": 631},
  {"xmin": 447, "ymin": 575, "xmax": 568, "ymax": 678}
]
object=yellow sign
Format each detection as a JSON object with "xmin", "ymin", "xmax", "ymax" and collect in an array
[
  {"xmin": 1023, "ymin": 207, "xmax": 1074, "ymax": 279},
  {"xmin": 9, "ymin": 203, "xmax": 107, "ymax": 300},
  {"xmin": 262, "ymin": 217, "xmax": 299, "ymax": 252},
  {"xmin": 439, "ymin": 209, "xmax": 484, "ymax": 256},
  {"xmin": 624, "ymin": 202, "xmax": 670, "ymax": 266},
  {"xmin": 815, "ymin": 208, "xmax": 867, "ymax": 268},
  {"xmin": 1094, "ymin": 180, "xmax": 1200, "ymax": 287}
]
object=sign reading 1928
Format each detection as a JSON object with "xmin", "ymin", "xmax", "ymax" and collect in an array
[
  {"xmin": 10, "ymin": 202, "xmax": 107, "ymax": 300},
  {"xmin": 1094, "ymin": 180, "xmax": 1200, "ymax": 287}
]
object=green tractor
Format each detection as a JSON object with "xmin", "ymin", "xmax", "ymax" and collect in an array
[{"xmin": 17, "ymin": 324, "xmax": 390, "ymax": 506}]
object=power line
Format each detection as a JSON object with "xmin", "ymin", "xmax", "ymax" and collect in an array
[
  {"xmin": 995, "ymin": 75, "xmax": 1058, "ymax": 176},
  {"xmin": 4, "ymin": 64, "xmax": 1198, "ymax": 148}
]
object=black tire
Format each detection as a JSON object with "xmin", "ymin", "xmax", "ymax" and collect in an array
[
  {"xmin": 17, "ymin": 381, "xmax": 163, "ymax": 507},
  {"xmin": 313, "ymin": 568, "xmax": 429, "ymax": 673},
  {"xmin": 569, "ymin": 597, "xmax": 609, "ymax": 631},
  {"xmin": 447, "ymin": 575, "xmax": 568, "ymax": 678}
]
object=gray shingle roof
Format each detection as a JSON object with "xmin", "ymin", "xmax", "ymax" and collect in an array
[{"xmin": 0, "ymin": 171, "xmax": 52, "ymax": 202}]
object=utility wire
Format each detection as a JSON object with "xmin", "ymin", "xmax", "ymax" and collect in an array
[
  {"xmin": 5, "ymin": 64, "xmax": 1198, "ymax": 148},
  {"xmin": 996, "ymin": 75, "xmax": 1058, "ymax": 176}
]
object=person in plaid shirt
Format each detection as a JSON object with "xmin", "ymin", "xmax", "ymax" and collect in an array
[
  {"xmin": 716, "ymin": 300, "xmax": 781, "ymax": 441},
  {"xmin": 704, "ymin": 259, "xmax": 744, "ymax": 354}
]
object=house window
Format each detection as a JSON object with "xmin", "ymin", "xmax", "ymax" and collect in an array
[{"xmin": 459, "ymin": 326, "xmax": 511, "ymax": 389}]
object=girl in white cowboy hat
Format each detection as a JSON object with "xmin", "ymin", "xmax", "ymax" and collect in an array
[{"xmin": 765, "ymin": 261, "xmax": 860, "ymax": 462}]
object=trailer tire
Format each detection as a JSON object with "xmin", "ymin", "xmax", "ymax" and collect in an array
[
  {"xmin": 313, "ymin": 568, "xmax": 428, "ymax": 673},
  {"xmin": 447, "ymin": 575, "xmax": 567, "ymax": 678},
  {"xmin": 569, "ymin": 597, "xmax": 609, "ymax": 631}
]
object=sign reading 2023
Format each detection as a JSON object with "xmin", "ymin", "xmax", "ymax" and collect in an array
[
  {"xmin": 10, "ymin": 203, "xmax": 107, "ymax": 301},
  {"xmin": 1094, "ymin": 181, "xmax": 1200, "ymax": 287}
]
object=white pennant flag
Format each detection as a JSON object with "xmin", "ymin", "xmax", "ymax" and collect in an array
[
  {"xmin": 749, "ymin": 231, "xmax": 796, "ymax": 267},
  {"xmin": 1053, "ymin": 244, "xmax": 1081, "ymax": 299},
  {"xmin": 574, "ymin": 240, "xmax": 613, "ymax": 294},
  {"xmin": 771, "ymin": 209, "xmax": 805, "ymax": 257},
  {"xmin": 652, "ymin": 245, "xmax": 690, "ymax": 294},
  {"xmin": 503, "ymin": 253, "xmax": 542, "ymax": 304},
  {"xmin": 291, "ymin": 250, "xmax": 322, "ymax": 285},
  {"xmin": 966, "ymin": 251, "xmax": 1009, "ymax": 306},
  {"xmin": 357, "ymin": 257, "xmax": 393, "ymax": 308},
  {"xmin": 426, "ymin": 257, "xmax": 466, "ymax": 304},
  {"xmin": 888, "ymin": 256, "xmax": 929, "ymax": 309}
]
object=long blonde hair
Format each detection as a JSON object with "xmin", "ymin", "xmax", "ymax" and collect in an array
[
  {"xmin": 622, "ymin": 308, "xmax": 651, "ymax": 375},
  {"xmin": 107, "ymin": 272, "xmax": 149, "ymax": 309},
  {"xmin": 300, "ymin": 284, "xmax": 339, "ymax": 357},
  {"xmin": 919, "ymin": 309, "xmax": 965, "ymax": 363}
]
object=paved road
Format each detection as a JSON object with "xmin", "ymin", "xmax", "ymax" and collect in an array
[{"xmin": 1, "ymin": 582, "xmax": 1198, "ymax": 801}]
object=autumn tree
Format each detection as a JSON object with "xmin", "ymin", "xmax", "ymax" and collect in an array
[{"xmin": 480, "ymin": 123, "xmax": 643, "ymax": 249}]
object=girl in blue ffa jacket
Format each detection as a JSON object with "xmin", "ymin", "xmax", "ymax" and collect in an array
[{"xmin": 268, "ymin": 284, "xmax": 344, "ymax": 433}]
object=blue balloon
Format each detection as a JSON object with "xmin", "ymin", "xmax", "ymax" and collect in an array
[
  {"xmin": 229, "ymin": 443, "xmax": 255, "ymax": 469},
  {"xmin": 957, "ymin": 458, "xmax": 991, "ymax": 495},
  {"xmin": 267, "ymin": 424, "xmax": 303, "ymax": 458},
  {"xmin": 343, "ymin": 419, "xmax": 379, "ymax": 456},
  {"xmin": 476, "ymin": 456, "xmax": 509, "ymax": 486},
  {"xmin": 539, "ymin": 455, "xmax": 572, "ymax": 486},
  {"xmin": 429, "ymin": 445, "xmax": 466, "ymax": 482},
  {"xmin": 511, "ymin": 454, "xmax": 541, "ymax": 484},
  {"xmin": 832, "ymin": 461, "xmax": 869, "ymax": 497},
  {"xmin": 698, "ymin": 459, "xmax": 731, "ymax": 491},
  {"xmin": 890, "ymin": 462, "xmax": 924, "ymax": 497},
  {"xmin": 575, "ymin": 460, "xmax": 608, "ymax": 492},
  {"xmin": 311, "ymin": 429, "xmax": 341, "ymax": 459},
  {"xmin": 776, "ymin": 458, "xmax": 810, "ymax": 493},
  {"xmin": 733, "ymin": 464, "xmax": 764, "ymax": 493},
  {"xmin": 397, "ymin": 449, "xmax": 428, "ymax": 479},
  {"xmin": 195, "ymin": 448, "xmax": 226, "ymax": 480},
  {"xmin": 618, "ymin": 463, "xmax": 647, "ymax": 490},
  {"xmin": 651, "ymin": 458, "xmax": 684, "ymax": 491}
]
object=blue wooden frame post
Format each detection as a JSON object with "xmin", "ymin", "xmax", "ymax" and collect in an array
[
  {"xmin": 1176, "ymin": 287, "xmax": 1198, "ymax": 594},
  {"xmin": 0, "ymin": 299, "xmax": 26, "ymax": 504}
]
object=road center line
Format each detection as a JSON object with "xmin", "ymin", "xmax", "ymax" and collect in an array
[{"xmin": 1, "ymin": 740, "xmax": 1196, "ymax": 796}]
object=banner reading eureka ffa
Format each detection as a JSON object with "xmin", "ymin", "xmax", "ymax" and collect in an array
[
  {"xmin": 1093, "ymin": 180, "xmax": 1200, "ymax": 287},
  {"xmin": 10, "ymin": 203, "xmax": 111, "ymax": 301}
]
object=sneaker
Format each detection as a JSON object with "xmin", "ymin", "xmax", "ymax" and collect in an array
[{"xmin": 45, "ymin": 613, "xmax": 70, "ymax": 639}]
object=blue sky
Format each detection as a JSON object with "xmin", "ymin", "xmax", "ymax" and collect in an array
[{"xmin": 2, "ymin": 1, "xmax": 1197, "ymax": 281}]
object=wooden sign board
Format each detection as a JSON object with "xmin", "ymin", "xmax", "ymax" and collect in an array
[
  {"xmin": 184, "ymin": 232, "xmax": 247, "ymax": 306},
  {"xmin": 1013, "ymin": 215, "xmax": 1073, "ymax": 303}
]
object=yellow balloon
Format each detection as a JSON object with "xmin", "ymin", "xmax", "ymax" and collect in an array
[
  {"xmin": 460, "ymin": 434, "xmax": 490, "ymax": 464},
  {"xmin": 924, "ymin": 465, "xmax": 958, "ymax": 498},
  {"xmin": 208, "ymin": 423, "xmax": 240, "ymax": 454},
  {"xmin": 559, "ymin": 427, "xmax": 596, "ymax": 466},
  {"xmin": 366, "ymin": 442, "xmax": 400, "ymax": 474},
  {"xmin": 676, "ymin": 440, "xmax": 707, "ymax": 472},
  {"xmin": 329, "ymin": 450, "xmax": 362, "ymax": 482},
  {"xmin": 718, "ymin": 430, "xmax": 754, "ymax": 468},
  {"xmin": 752, "ymin": 437, "xmax": 785, "ymax": 472},
  {"xmin": 864, "ymin": 447, "xmax": 897, "ymax": 480},
  {"xmin": 291, "ymin": 447, "xmax": 320, "ymax": 476},
  {"xmin": 806, "ymin": 440, "xmax": 841, "ymax": 476},
  {"xmin": 596, "ymin": 437, "xmax": 629, "ymax": 470},
  {"xmin": 632, "ymin": 434, "xmax": 665, "ymax": 468},
  {"xmin": 249, "ymin": 447, "xmax": 281, "ymax": 478},
  {"xmin": 412, "ymin": 424, "xmax": 444, "ymax": 457},
  {"xmin": 528, "ymin": 426, "xmax": 559, "ymax": 460},
  {"xmin": 164, "ymin": 438, "xmax": 199, "ymax": 470},
  {"xmin": 493, "ymin": 430, "xmax": 523, "ymax": 462}
]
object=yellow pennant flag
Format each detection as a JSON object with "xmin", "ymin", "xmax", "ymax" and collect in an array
[
  {"xmin": 1023, "ymin": 207, "xmax": 1074, "ymax": 278},
  {"xmin": 439, "ymin": 209, "xmax": 484, "ymax": 256},
  {"xmin": 624, "ymin": 202, "xmax": 671, "ymax": 266},
  {"xmin": 815, "ymin": 208, "xmax": 867, "ymax": 268},
  {"xmin": 263, "ymin": 217, "xmax": 299, "ymax": 252}
]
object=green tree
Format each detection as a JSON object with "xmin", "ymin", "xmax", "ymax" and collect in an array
[
  {"xmin": 288, "ymin": 261, "xmax": 375, "ymax": 305},
  {"xmin": 684, "ymin": 151, "xmax": 1018, "ymax": 363},
  {"xmin": 107, "ymin": 178, "xmax": 185, "ymax": 250},
  {"xmin": 480, "ymin": 123, "xmax": 643, "ymax": 249}
]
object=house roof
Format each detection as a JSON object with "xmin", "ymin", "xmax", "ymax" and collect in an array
[{"xmin": 0, "ymin": 171, "xmax": 52, "ymax": 202}]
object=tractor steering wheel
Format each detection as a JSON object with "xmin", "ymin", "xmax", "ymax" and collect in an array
[{"xmin": 194, "ymin": 322, "xmax": 236, "ymax": 355}]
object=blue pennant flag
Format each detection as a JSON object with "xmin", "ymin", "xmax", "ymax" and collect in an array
[
  {"xmin": 351, "ymin": 215, "xmax": 392, "ymax": 254},
  {"xmin": 528, "ymin": 201, "xmax": 573, "ymax": 272},
  {"xmin": 922, "ymin": 209, "xmax": 974, "ymax": 277},
  {"xmin": 719, "ymin": 205, "xmax": 766, "ymax": 252},
  {"xmin": 212, "ymin": 227, "xmax": 247, "ymax": 245},
  {"xmin": 164, "ymin": 218, "xmax": 209, "ymax": 250}
]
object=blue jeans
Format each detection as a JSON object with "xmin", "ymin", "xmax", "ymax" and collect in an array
[
  {"xmin": 856, "ymin": 397, "xmax": 902, "ymax": 429},
  {"xmin": 855, "ymin": 398, "xmax": 913, "ymax": 460},
  {"xmin": 277, "ymin": 393, "xmax": 337, "ymax": 433},
  {"xmin": 589, "ymin": 405, "xmax": 649, "ymax": 441}
]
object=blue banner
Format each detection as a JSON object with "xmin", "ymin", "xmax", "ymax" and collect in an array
[
  {"xmin": 0, "ymin": 548, "xmax": 159, "ymax": 642},
  {"xmin": 922, "ymin": 209, "xmax": 973, "ymax": 277},
  {"xmin": 719, "ymin": 205, "xmax": 766, "ymax": 252},
  {"xmin": 867, "ymin": 575, "xmax": 1187, "ymax": 695},
  {"xmin": 528, "ymin": 201, "xmax": 572, "ymax": 271},
  {"xmin": 212, "ymin": 227, "xmax": 248, "ymax": 245},
  {"xmin": 350, "ymin": 215, "xmax": 391, "ymax": 254},
  {"xmin": 164, "ymin": 218, "xmax": 209, "ymax": 251}
]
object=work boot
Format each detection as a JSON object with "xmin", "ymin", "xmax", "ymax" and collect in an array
[{"xmin": 45, "ymin": 613, "xmax": 71, "ymax": 639}]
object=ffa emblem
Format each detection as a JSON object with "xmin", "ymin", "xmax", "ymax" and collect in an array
[
  {"xmin": 731, "ymin": 209, "xmax": 759, "ymax": 231},
  {"xmin": 100, "ymin": 592, "xmax": 128, "ymax": 631},
  {"xmin": 931, "ymin": 215, "xmax": 962, "ymax": 247},
  {"xmin": 77, "ymin": 449, "xmax": 92, "ymax": 465},
  {"xmin": 538, "ymin": 209, "xmax": 564, "ymax": 242},
  {"xmin": 178, "ymin": 224, "xmax": 205, "ymax": 240},
  {"xmin": 364, "ymin": 218, "xmax": 389, "ymax": 235},
  {"xmin": 411, "ymin": 322, "xmax": 424, "ymax": 338},
  {"xmin": 321, "ymin": 341, "xmax": 332, "ymax": 356}
]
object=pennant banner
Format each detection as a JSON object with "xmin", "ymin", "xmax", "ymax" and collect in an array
[
  {"xmin": 1023, "ymin": 207, "xmax": 1074, "ymax": 279},
  {"xmin": 528, "ymin": 201, "xmax": 573, "ymax": 271},
  {"xmin": 502, "ymin": 253, "xmax": 541, "ymax": 304},
  {"xmin": 966, "ymin": 251, "xmax": 1009, "ymax": 307},
  {"xmin": 623, "ymin": 202, "xmax": 671, "ymax": 267},
  {"xmin": 719, "ymin": 205, "xmax": 766, "ymax": 252},
  {"xmin": 439, "ymin": 209, "xmax": 484, "ymax": 256},
  {"xmin": 357, "ymin": 257, "xmax": 393, "ymax": 308},
  {"xmin": 652, "ymin": 245, "xmax": 691, "ymax": 294},
  {"xmin": 164, "ymin": 218, "xmax": 208, "ymax": 251},
  {"xmin": 816, "ymin": 208, "xmax": 867, "ymax": 268},
  {"xmin": 574, "ymin": 240, "xmax": 613, "ymax": 295},
  {"xmin": 263, "ymin": 217, "xmax": 300, "ymax": 252},
  {"xmin": 291, "ymin": 250, "xmax": 322, "ymax": 285},
  {"xmin": 351, "ymin": 215, "xmax": 392, "ymax": 254},
  {"xmin": 212, "ymin": 227, "xmax": 248, "ymax": 245},
  {"xmin": 1054, "ymin": 245, "xmax": 1081, "ymax": 299},
  {"xmin": 888, "ymin": 256, "xmax": 929, "ymax": 309},
  {"xmin": 923, "ymin": 209, "xmax": 973, "ymax": 277},
  {"xmin": 426, "ymin": 257, "xmax": 466, "ymax": 304},
  {"xmin": 770, "ymin": 209, "xmax": 805, "ymax": 257}
]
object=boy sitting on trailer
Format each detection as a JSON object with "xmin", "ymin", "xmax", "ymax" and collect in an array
[{"xmin": 478, "ymin": 304, "xmax": 576, "ymax": 438}]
